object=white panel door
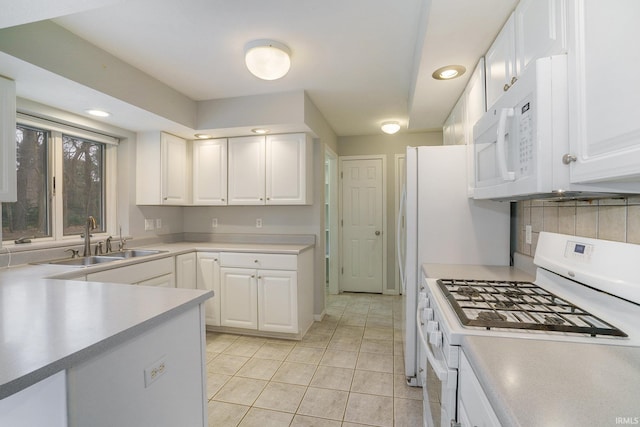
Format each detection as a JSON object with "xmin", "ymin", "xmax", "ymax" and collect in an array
[
  {"xmin": 341, "ymin": 158, "xmax": 384, "ymax": 293},
  {"xmin": 192, "ymin": 138, "xmax": 227, "ymax": 205},
  {"xmin": 485, "ymin": 13, "xmax": 516, "ymax": 109},
  {"xmin": 220, "ymin": 267, "xmax": 258, "ymax": 329},
  {"xmin": 266, "ymin": 133, "xmax": 310, "ymax": 205},
  {"xmin": 176, "ymin": 252, "xmax": 197, "ymax": 289},
  {"xmin": 257, "ymin": 270, "xmax": 297, "ymax": 333},
  {"xmin": 197, "ymin": 252, "xmax": 221, "ymax": 326},
  {"xmin": 227, "ymin": 136, "xmax": 265, "ymax": 205},
  {"xmin": 161, "ymin": 132, "xmax": 189, "ymax": 205}
]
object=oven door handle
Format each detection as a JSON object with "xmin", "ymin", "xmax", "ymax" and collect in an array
[{"xmin": 416, "ymin": 307, "xmax": 449, "ymax": 381}]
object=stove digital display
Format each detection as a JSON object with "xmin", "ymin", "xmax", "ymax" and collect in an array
[{"xmin": 575, "ymin": 244, "xmax": 586, "ymax": 254}]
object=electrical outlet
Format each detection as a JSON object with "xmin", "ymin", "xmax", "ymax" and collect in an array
[
  {"xmin": 525, "ymin": 225, "xmax": 532, "ymax": 244},
  {"xmin": 256, "ymin": 218, "xmax": 262, "ymax": 228},
  {"xmin": 211, "ymin": 218, "xmax": 218, "ymax": 228},
  {"xmin": 144, "ymin": 219, "xmax": 155, "ymax": 231},
  {"xmin": 156, "ymin": 218, "xmax": 162, "ymax": 229},
  {"xmin": 144, "ymin": 357, "xmax": 167, "ymax": 388}
]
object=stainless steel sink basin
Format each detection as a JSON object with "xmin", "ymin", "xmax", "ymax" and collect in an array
[
  {"xmin": 47, "ymin": 256, "xmax": 124, "ymax": 266},
  {"xmin": 100, "ymin": 249, "xmax": 165, "ymax": 258},
  {"xmin": 42, "ymin": 249, "xmax": 166, "ymax": 267}
]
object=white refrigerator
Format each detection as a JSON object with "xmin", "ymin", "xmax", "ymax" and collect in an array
[{"xmin": 399, "ymin": 145, "xmax": 510, "ymax": 386}]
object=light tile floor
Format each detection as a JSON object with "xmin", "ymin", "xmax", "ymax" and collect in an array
[{"xmin": 205, "ymin": 293, "xmax": 424, "ymax": 427}]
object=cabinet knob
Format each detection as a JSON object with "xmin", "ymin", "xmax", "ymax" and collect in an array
[
  {"xmin": 375, "ymin": 231, "xmax": 381, "ymax": 236},
  {"xmin": 254, "ymin": 259, "xmax": 259, "ymax": 263},
  {"xmin": 221, "ymin": 198, "xmax": 225, "ymax": 201},
  {"xmin": 251, "ymin": 274, "xmax": 255, "ymax": 278},
  {"xmin": 257, "ymin": 276, "xmax": 262, "ymax": 279},
  {"xmin": 562, "ymin": 153, "xmax": 577, "ymax": 164},
  {"xmin": 510, "ymin": 76, "xmax": 518, "ymax": 85},
  {"xmin": 260, "ymin": 198, "xmax": 263, "ymax": 201}
]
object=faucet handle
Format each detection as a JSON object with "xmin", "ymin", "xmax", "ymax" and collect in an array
[
  {"xmin": 94, "ymin": 241, "xmax": 104, "ymax": 255},
  {"xmin": 65, "ymin": 249, "xmax": 80, "ymax": 258}
]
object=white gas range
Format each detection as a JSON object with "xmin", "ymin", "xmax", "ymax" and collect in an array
[{"xmin": 417, "ymin": 232, "xmax": 640, "ymax": 427}]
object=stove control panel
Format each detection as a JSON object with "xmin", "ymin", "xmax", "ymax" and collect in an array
[{"xmin": 564, "ymin": 240, "xmax": 594, "ymax": 262}]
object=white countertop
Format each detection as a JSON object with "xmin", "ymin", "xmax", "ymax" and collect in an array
[
  {"xmin": 422, "ymin": 263, "xmax": 534, "ymax": 282},
  {"xmin": 463, "ymin": 335, "xmax": 640, "ymax": 427}
]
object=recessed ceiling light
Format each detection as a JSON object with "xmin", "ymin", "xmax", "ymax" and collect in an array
[
  {"xmin": 194, "ymin": 133, "xmax": 212, "ymax": 139},
  {"xmin": 244, "ymin": 39, "xmax": 291, "ymax": 80},
  {"xmin": 86, "ymin": 109, "xmax": 110, "ymax": 117},
  {"xmin": 381, "ymin": 121, "xmax": 401, "ymax": 135},
  {"xmin": 251, "ymin": 128, "xmax": 270, "ymax": 134},
  {"xmin": 432, "ymin": 65, "xmax": 466, "ymax": 80}
]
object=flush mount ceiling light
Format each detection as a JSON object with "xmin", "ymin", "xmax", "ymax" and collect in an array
[
  {"xmin": 251, "ymin": 128, "xmax": 270, "ymax": 134},
  {"xmin": 86, "ymin": 109, "xmax": 110, "ymax": 117},
  {"xmin": 194, "ymin": 133, "xmax": 212, "ymax": 139},
  {"xmin": 381, "ymin": 121, "xmax": 401, "ymax": 135},
  {"xmin": 244, "ymin": 39, "xmax": 291, "ymax": 80},
  {"xmin": 432, "ymin": 65, "xmax": 466, "ymax": 80}
]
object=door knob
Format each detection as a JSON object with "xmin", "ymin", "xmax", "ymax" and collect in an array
[{"xmin": 375, "ymin": 231, "xmax": 381, "ymax": 236}]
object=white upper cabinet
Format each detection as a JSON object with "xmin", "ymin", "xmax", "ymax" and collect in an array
[
  {"xmin": 227, "ymin": 135, "xmax": 266, "ymax": 205},
  {"xmin": 486, "ymin": 0, "xmax": 567, "ymax": 109},
  {"xmin": 485, "ymin": 13, "xmax": 516, "ymax": 110},
  {"xmin": 443, "ymin": 97, "xmax": 466, "ymax": 146},
  {"xmin": 136, "ymin": 131, "xmax": 189, "ymax": 205},
  {"xmin": 228, "ymin": 133, "xmax": 313, "ymax": 205},
  {"xmin": 192, "ymin": 138, "xmax": 227, "ymax": 205},
  {"xmin": 464, "ymin": 59, "xmax": 486, "ymax": 197},
  {"xmin": 566, "ymin": 0, "xmax": 640, "ymax": 183},
  {"xmin": 265, "ymin": 133, "xmax": 313, "ymax": 205},
  {"xmin": 0, "ymin": 76, "xmax": 16, "ymax": 202},
  {"xmin": 515, "ymin": 0, "xmax": 567, "ymax": 75}
]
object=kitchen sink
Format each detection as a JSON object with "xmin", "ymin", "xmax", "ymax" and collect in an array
[
  {"xmin": 41, "ymin": 249, "xmax": 166, "ymax": 267},
  {"xmin": 99, "ymin": 249, "xmax": 166, "ymax": 258},
  {"xmin": 46, "ymin": 256, "xmax": 124, "ymax": 266}
]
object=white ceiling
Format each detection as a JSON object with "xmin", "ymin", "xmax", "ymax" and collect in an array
[{"xmin": 1, "ymin": 0, "xmax": 518, "ymax": 137}]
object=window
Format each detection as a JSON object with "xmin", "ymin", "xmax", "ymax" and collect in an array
[{"xmin": 2, "ymin": 116, "xmax": 116, "ymax": 243}]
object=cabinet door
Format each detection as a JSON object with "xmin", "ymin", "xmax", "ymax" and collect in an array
[
  {"xmin": 227, "ymin": 136, "xmax": 265, "ymax": 205},
  {"xmin": 161, "ymin": 132, "xmax": 189, "ymax": 205},
  {"xmin": 220, "ymin": 267, "xmax": 258, "ymax": 329},
  {"xmin": 465, "ymin": 58, "xmax": 486, "ymax": 197},
  {"xmin": 137, "ymin": 273, "xmax": 175, "ymax": 288},
  {"xmin": 197, "ymin": 252, "xmax": 221, "ymax": 326},
  {"xmin": 257, "ymin": 269, "xmax": 297, "ymax": 333},
  {"xmin": 176, "ymin": 252, "xmax": 197, "ymax": 289},
  {"xmin": 567, "ymin": 0, "xmax": 640, "ymax": 183},
  {"xmin": 192, "ymin": 138, "xmax": 227, "ymax": 205},
  {"xmin": 485, "ymin": 13, "xmax": 516, "ymax": 109},
  {"xmin": 442, "ymin": 113, "xmax": 455, "ymax": 146},
  {"xmin": 265, "ymin": 133, "xmax": 312, "ymax": 205},
  {"xmin": 0, "ymin": 76, "xmax": 16, "ymax": 202},
  {"xmin": 515, "ymin": 0, "xmax": 567, "ymax": 76}
]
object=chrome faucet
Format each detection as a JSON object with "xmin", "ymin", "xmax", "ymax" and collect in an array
[{"xmin": 83, "ymin": 216, "xmax": 97, "ymax": 257}]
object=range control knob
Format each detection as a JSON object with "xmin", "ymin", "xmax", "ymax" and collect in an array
[
  {"xmin": 429, "ymin": 330, "xmax": 443, "ymax": 348},
  {"xmin": 422, "ymin": 308, "xmax": 434, "ymax": 322}
]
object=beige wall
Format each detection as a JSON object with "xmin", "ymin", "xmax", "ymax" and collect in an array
[
  {"xmin": 516, "ymin": 197, "xmax": 640, "ymax": 256},
  {"xmin": 337, "ymin": 131, "xmax": 443, "ymax": 292}
]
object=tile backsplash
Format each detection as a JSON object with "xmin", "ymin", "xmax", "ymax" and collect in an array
[{"xmin": 516, "ymin": 196, "xmax": 640, "ymax": 255}]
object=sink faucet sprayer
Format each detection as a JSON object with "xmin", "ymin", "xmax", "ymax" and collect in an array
[{"xmin": 83, "ymin": 216, "xmax": 97, "ymax": 257}]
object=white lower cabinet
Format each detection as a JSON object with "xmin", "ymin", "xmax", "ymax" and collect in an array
[
  {"xmin": 197, "ymin": 252, "xmax": 221, "ymax": 326},
  {"xmin": 176, "ymin": 252, "xmax": 197, "ymax": 289},
  {"xmin": 87, "ymin": 257, "xmax": 175, "ymax": 287},
  {"xmin": 218, "ymin": 250, "xmax": 313, "ymax": 338},
  {"xmin": 458, "ymin": 350, "xmax": 501, "ymax": 427}
]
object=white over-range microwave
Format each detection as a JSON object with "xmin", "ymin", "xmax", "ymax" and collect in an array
[{"xmin": 472, "ymin": 54, "xmax": 636, "ymax": 201}]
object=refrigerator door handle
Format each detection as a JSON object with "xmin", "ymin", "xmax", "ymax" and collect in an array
[{"xmin": 396, "ymin": 185, "xmax": 407, "ymax": 293}]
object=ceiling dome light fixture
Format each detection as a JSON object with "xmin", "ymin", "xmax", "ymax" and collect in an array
[
  {"xmin": 194, "ymin": 133, "xmax": 212, "ymax": 139},
  {"xmin": 251, "ymin": 128, "xmax": 270, "ymax": 134},
  {"xmin": 86, "ymin": 109, "xmax": 110, "ymax": 117},
  {"xmin": 432, "ymin": 65, "xmax": 466, "ymax": 80},
  {"xmin": 244, "ymin": 39, "xmax": 291, "ymax": 80},
  {"xmin": 381, "ymin": 121, "xmax": 401, "ymax": 135}
]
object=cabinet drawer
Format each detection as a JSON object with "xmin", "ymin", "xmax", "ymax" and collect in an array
[
  {"xmin": 219, "ymin": 252, "xmax": 297, "ymax": 270},
  {"xmin": 87, "ymin": 257, "xmax": 174, "ymax": 284}
]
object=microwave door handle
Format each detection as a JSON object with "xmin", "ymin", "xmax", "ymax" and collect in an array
[
  {"xmin": 416, "ymin": 307, "xmax": 449, "ymax": 381},
  {"xmin": 496, "ymin": 108, "xmax": 516, "ymax": 181}
]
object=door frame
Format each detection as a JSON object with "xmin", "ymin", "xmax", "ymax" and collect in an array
[
  {"xmin": 325, "ymin": 146, "xmax": 339, "ymax": 295},
  {"xmin": 338, "ymin": 154, "xmax": 387, "ymax": 294}
]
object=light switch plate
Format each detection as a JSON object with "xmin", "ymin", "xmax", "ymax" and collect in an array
[
  {"xmin": 156, "ymin": 218, "xmax": 162, "ymax": 229},
  {"xmin": 256, "ymin": 218, "xmax": 262, "ymax": 228},
  {"xmin": 144, "ymin": 219, "xmax": 155, "ymax": 231},
  {"xmin": 525, "ymin": 225, "xmax": 532, "ymax": 244},
  {"xmin": 211, "ymin": 218, "xmax": 218, "ymax": 228}
]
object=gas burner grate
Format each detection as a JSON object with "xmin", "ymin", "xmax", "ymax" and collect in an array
[{"xmin": 436, "ymin": 278, "xmax": 627, "ymax": 337}]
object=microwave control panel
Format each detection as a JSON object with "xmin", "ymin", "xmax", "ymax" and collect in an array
[{"xmin": 517, "ymin": 100, "xmax": 534, "ymax": 177}]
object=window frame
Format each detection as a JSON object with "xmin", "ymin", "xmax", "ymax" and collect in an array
[{"xmin": 3, "ymin": 113, "xmax": 118, "ymax": 245}]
